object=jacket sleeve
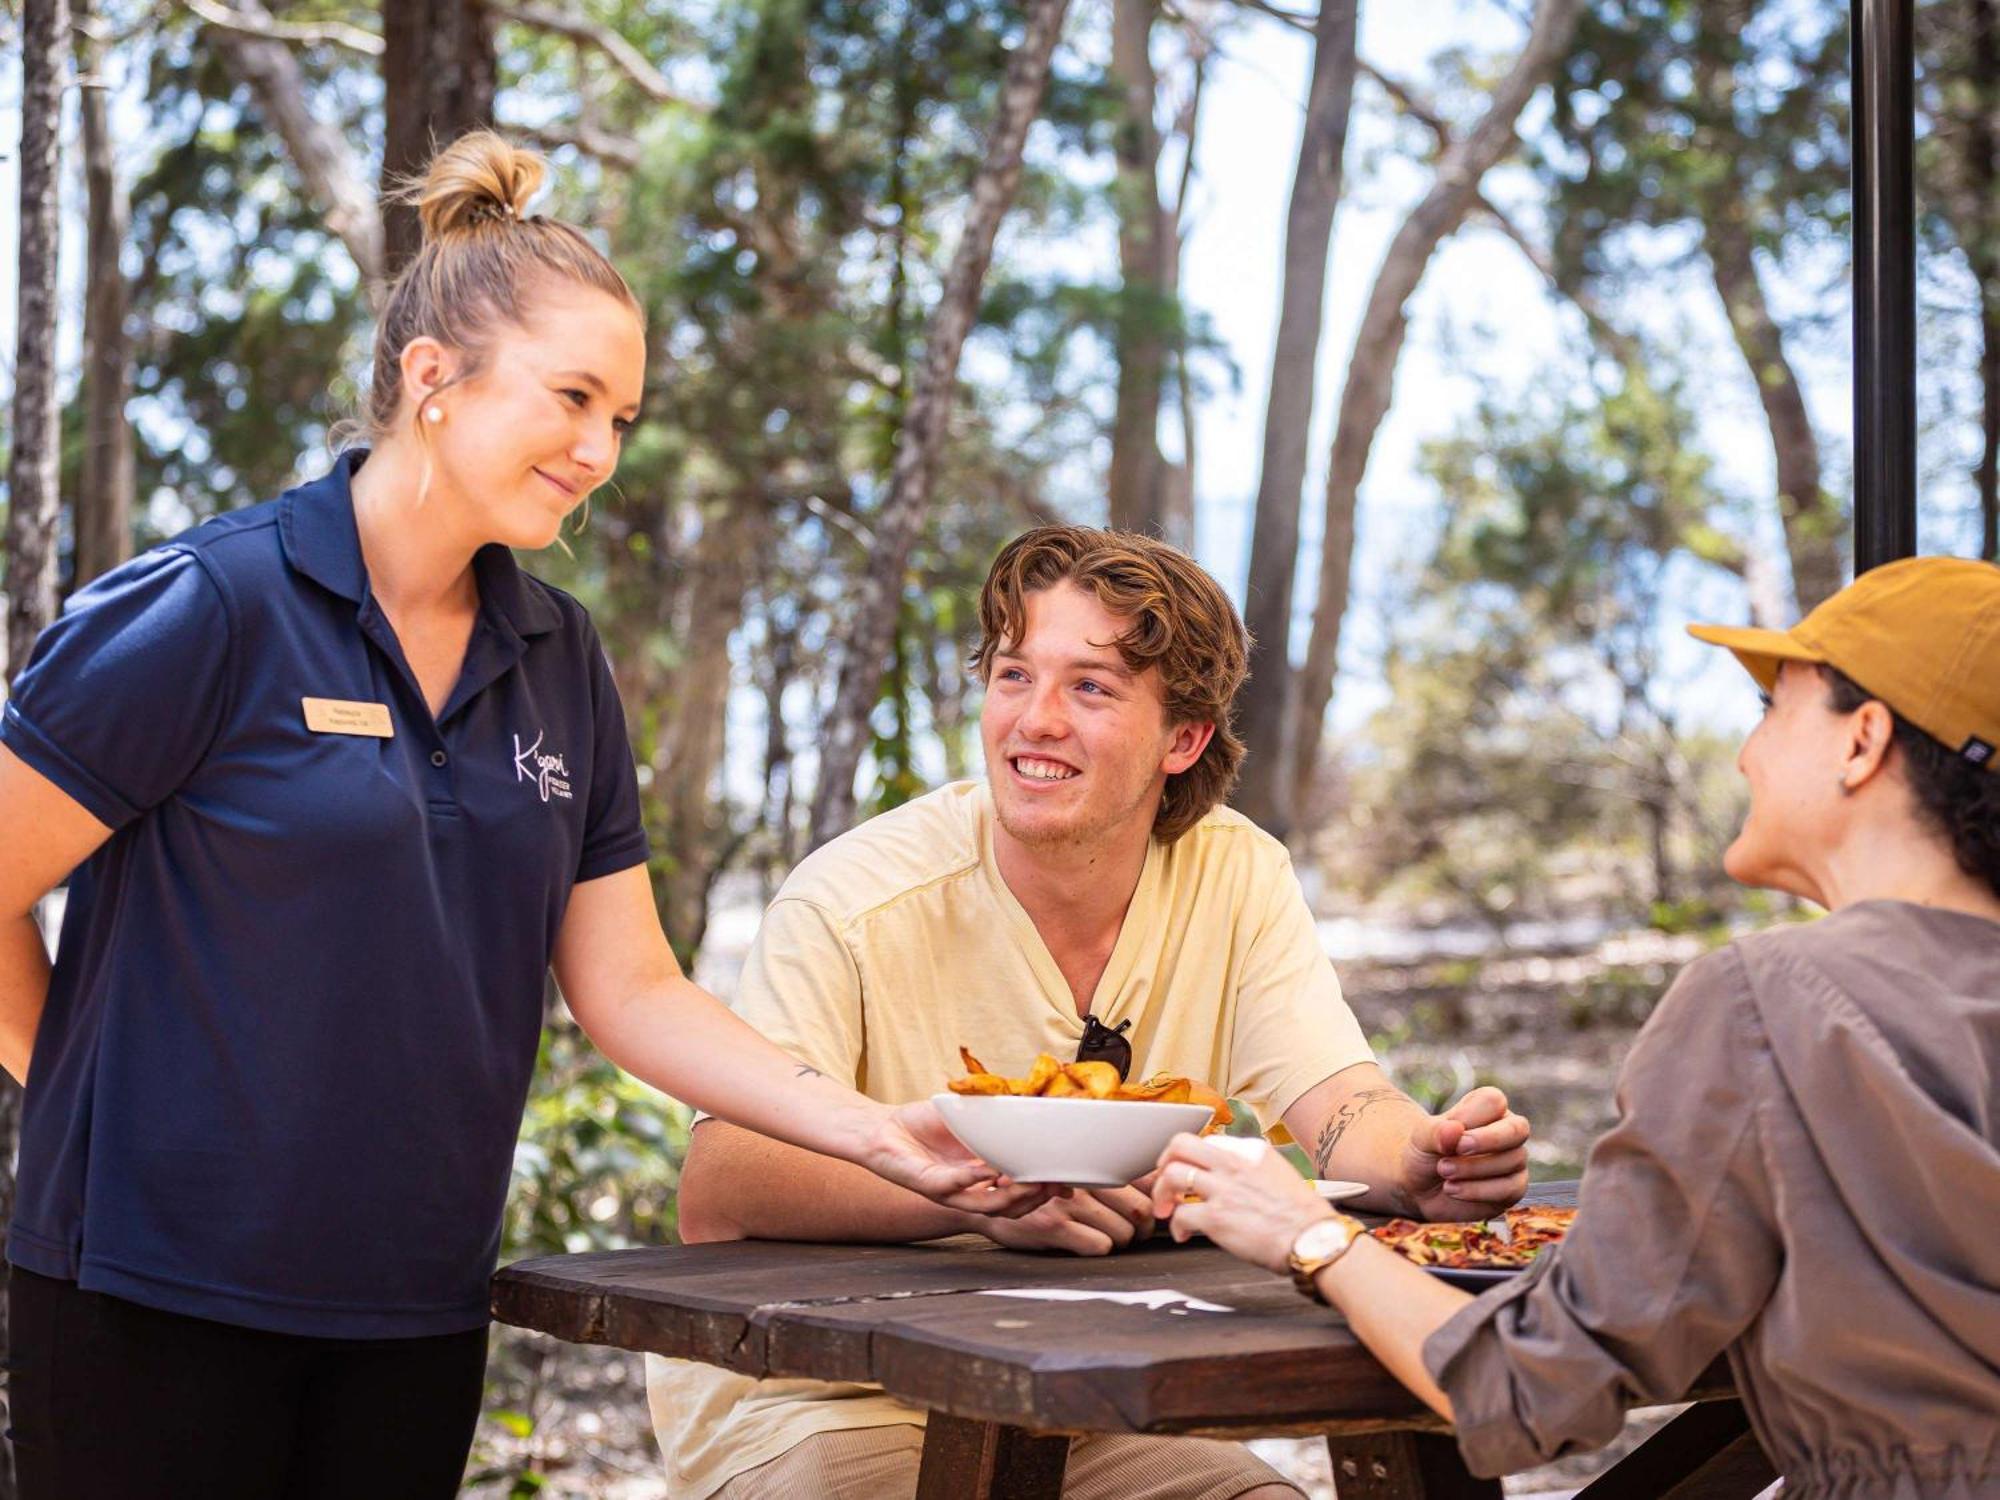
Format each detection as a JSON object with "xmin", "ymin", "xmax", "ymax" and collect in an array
[{"xmin": 1421, "ymin": 946, "xmax": 1783, "ymax": 1476}]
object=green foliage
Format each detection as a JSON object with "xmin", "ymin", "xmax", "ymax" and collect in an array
[
  {"xmin": 1333, "ymin": 340, "xmax": 1751, "ymax": 925},
  {"xmin": 124, "ymin": 17, "xmax": 373, "ymax": 519},
  {"xmin": 505, "ymin": 1016, "xmax": 692, "ymax": 1259},
  {"xmin": 1536, "ymin": 0, "xmax": 1849, "ymax": 282}
]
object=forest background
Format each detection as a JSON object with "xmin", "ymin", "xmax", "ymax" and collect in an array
[{"xmin": 2, "ymin": 0, "xmax": 1997, "ymax": 1494}]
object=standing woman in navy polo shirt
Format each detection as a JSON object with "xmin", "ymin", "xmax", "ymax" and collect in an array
[{"xmin": 0, "ymin": 134, "xmax": 1030, "ymax": 1499}]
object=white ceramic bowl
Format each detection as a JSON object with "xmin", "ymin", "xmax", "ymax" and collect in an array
[{"xmin": 931, "ymin": 1092, "xmax": 1217, "ymax": 1186}]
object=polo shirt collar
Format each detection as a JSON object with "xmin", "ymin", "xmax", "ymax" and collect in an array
[{"xmin": 279, "ymin": 449, "xmax": 564, "ymax": 638}]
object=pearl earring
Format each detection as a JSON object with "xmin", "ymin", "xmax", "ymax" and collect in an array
[{"xmin": 425, "ymin": 406, "xmax": 444, "ymax": 424}]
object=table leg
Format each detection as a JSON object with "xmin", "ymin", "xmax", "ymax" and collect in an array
[
  {"xmin": 1325, "ymin": 1431, "xmax": 1502, "ymax": 1500},
  {"xmin": 915, "ymin": 1413, "xmax": 1070, "ymax": 1500}
]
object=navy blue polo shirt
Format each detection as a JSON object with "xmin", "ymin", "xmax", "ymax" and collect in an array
[{"xmin": 1, "ymin": 451, "xmax": 649, "ymax": 1338}]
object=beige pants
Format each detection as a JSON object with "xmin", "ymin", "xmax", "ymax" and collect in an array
[{"xmin": 713, "ymin": 1424, "xmax": 1302, "ymax": 1500}]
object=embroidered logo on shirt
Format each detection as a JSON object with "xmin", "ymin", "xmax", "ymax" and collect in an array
[{"xmin": 513, "ymin": 730, "xmax": 574, "ymax": 802}]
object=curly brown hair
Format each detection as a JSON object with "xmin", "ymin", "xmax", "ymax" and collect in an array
[{"xmin": 971, "ymin": 526, "xmax": 1251, "ymax": 844}]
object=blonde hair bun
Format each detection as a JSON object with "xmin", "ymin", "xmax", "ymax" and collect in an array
[{"xmin": 401, "ymin": 130, "xmax": 547, "ymax": 241}]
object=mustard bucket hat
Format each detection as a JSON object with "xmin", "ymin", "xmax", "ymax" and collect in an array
[{"xmin": 1687, "ymin": 556, "xmax": 2000, "ymax": 771}]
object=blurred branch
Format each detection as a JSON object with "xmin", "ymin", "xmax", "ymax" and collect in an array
[
  {"xmin": 510, "ymin": 120, "xmax": 641, "ymax": 170},
  {"xmin": 1215, "ymin": 0, "xmax": 1317, "ymax": 33},
  {"xmin": 196, "ymin": 0, "xmax": 384, "ymax": 289},
  {"xmin": 181, "ymin": 0, "xmax": 382, "ymax": 54},
  {"xmin": 489, "ymin": 4, "xmax": 705, "ymax": 110}
]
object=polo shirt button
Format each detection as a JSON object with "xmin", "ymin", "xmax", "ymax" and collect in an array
[{"xmin": 430, "ymin": 750, "xmax": 448, "ymax": 768}]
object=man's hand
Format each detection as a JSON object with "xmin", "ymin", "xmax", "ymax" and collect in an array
[
  {"xmin": 976, "ymin": 1184, "xmax": 1155, "ymax": 1256},
  {"xmin": 858, "ymin": 1100, "xmax": 1053, "ymax": 1219},
  {"xmin": 1398, "ymin": 1086, "xmax": 1530, "ymax": 1221}
]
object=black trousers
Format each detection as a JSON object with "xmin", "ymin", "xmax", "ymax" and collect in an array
[{"xmin": 6, "ymin": 1267, "xmax": 488, "ymax": 1500}]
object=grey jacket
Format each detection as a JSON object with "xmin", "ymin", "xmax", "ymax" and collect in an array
[{"xmin": 1425, "ymin": 902, "xmax": 2000, "ymax": 1498}]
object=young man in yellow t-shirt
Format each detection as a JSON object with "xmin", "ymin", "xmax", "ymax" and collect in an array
[{"xmin": 649, "ymin": 526, "xmax": 1534, "ymax": 1500}]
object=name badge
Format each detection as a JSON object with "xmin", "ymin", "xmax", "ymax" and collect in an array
[{"xmin": 302, "ymin": 697, "xmax": 394, "ymax": 738}]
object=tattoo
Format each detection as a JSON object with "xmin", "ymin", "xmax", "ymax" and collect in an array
[
  {"xmin": 1311, "ymin": 1088, "xmax": 1408, "ymax": 1177},
  {"xmin": 793, "ymin": 1064, "xmax": 824, "ymax": 1081}
]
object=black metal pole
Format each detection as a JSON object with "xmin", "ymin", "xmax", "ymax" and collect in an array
[{"xmin": 1852, "ymin": 0, "xmax": 1919, "ymax": 571}]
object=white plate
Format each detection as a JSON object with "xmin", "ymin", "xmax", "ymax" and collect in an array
[
  {"xmin": 1311, "ymin": 1179, "xmax": 1369, "ymax": 1203},
  {"xmin": 932, "ymin": 1092, "xmax": 1216, "ymax": 1186}
]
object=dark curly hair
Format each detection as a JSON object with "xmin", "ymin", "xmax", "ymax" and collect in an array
[
  {"xmin": 972, "ymin": 526, "xmax": 1250, "ymax": 844},
  {"xmin": 1820, "ymin": 665, "xmax": 2000, "ymax": 899}
]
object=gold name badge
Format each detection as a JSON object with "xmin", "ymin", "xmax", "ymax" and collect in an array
[{"xmin": 302, "ymin": 697, "xmax": 395, "ymax": 738}]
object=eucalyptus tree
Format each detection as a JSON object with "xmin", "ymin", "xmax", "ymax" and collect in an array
[
  {"xmin": 1356, "ymin": 344, "xmax": 1742, "ymax": 921},
  {"xmin": 1533, "ymin": 0, "xmax": 1850, "ymax": 610},
  {"xmin": 1287, "ymin": 0, "xmax": 1584, "ymax": 823},
  {"xmin": 808, "ymin": 0, "xmax": 1075, "ymax": 847},
  {"xmin": 75, "ymin": 0, "xmax": 138, "ymax": 588},
  {"xmin": 1917, "ymin": 0, "xmax": 2000, "ymax": 561},
  {"xmin": 1235, "ymin": 0, "xmax": 1361, "ymax": 839},
  {"xmin": 3, "ymin": 6, "xmax": 71, "ymax": 1484}
]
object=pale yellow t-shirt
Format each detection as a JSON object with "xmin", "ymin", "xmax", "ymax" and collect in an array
[{"xmin": 647, "ymin": 780, "xmax": 1372, "ymax": 1499}]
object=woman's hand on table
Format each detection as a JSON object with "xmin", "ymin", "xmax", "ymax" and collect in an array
[
  {"xmin": 859, "ymin": 1100, "xmax": 1054, "ymax": 1218},
  {"xmin": 1398, "ymin": 1086, "xmax": 1530, "ymax": 1220},
  {"xmin": 1150, "ymin": 1134, "xmax": 1330, "ymax": 1274}
]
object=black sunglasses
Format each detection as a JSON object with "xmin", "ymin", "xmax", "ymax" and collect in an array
[{"xmin": 1076, "ymin": 1015, "xmax": 1133, "ymax": 1080}]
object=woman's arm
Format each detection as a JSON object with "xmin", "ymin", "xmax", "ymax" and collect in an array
[
  {"xmin": 549, "ymin": 864, "xmax": 1041, "ymax": 1217},
  {"xmin": 1158, "ymin": 949, "xmax": 1782, "ymax": 1472},
  {"xmin": 0, "ymin": 747, "xmax": 114, "ymax": 1083},
  {"xmin": 1151, "ymin": 1132, "xmax": 1470, "ymax": 1417}
]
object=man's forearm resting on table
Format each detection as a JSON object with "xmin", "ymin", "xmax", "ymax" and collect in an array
[
  {"xmin": 679, "ymin": 1120, "xmax": 973, "ymax": 1244},
  {"xmin": 1285, "ymin": 1064, "xmax": 1429, "ymax": 1215}
]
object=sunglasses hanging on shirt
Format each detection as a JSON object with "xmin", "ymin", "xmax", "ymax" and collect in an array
[{"xmin": 1075, "ymin": 1014, "xmax": 1134, "ymax": 1080}]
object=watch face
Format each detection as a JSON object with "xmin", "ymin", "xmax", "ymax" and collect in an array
[{"xmin": 1295, "ymin": 1217, "xmax": 1354, "ymax": 1261}]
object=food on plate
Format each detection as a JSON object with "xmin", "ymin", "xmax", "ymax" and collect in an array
[
  {"xmin": 1499, "ymin": 1204, "xmax": 1578, "ymax": 1257},
  {"xmin": 1368, "ymin": 1205, "xmax": 1577, "ymax": 1270},
  {"xmin": 946, "ymin": 1048, "xmax": 1230, "ymax": 1133}
]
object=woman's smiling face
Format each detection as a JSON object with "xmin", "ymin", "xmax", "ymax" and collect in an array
[
  {"xmin": 421, "ymin": 282, "xmax": 646, "ymax": 550},
  {"xmin": 1723, "ymin": 661, "xmax": 1858, "ymax": 901}
]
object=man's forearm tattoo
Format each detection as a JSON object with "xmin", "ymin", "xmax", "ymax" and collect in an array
[{"xmin": 1311, "ymin": 1088, "xmax": 1409, "ymax": 1176}]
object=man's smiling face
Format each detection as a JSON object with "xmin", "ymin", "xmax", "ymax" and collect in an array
[{"xmin": 980, "ymin": 581, "xmax": 1202, "ymax": 853}]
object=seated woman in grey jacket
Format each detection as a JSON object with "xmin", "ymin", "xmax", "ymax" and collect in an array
[{"xmin": 1153, "ymin": 555, "xmax": 2000, "ymax": 1500}]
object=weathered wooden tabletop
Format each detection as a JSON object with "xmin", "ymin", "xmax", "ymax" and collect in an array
[{"xmin": 492, "ymin": 1181, "xmax": 1761, "ymax": 1498}]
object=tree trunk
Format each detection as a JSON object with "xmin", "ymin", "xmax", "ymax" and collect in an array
[
  {"xmin": 1, "ymin": 3, "xmax": 70, "ymax": 1490},
  {"xmin": 205, "ymin": 0, "xmax": 385, "ymax": 292},
  {"xmin": 1232, "ymin": 0, "xmax": 1359, "ymax": 839},
  {"xmin": 7, "ymin": 0, "xmax": 69, "ymax": 684},
  {"xmin": 1153, "ymin": 16, "xmax": 1210, "ymax": 554},
  {"xmin": 1692, "ymin": 9, "xmax": 1842, "ymax": 612},
  {"xmin": 654, "ymin": 504, "xmax": 761, "ymax": 963},
  {"xmin": 1107, "ymin": 0, "xmax": 1168, "ymax": 535},
  {"xmin": 808, "ymin": 0, "xmax": 1073, "ymax": 846},
  {"xmin": 75, "ymin": 0, "xmax": 137, "ymax": 590},
  {"xmin": 1288, "ymin": 0, "xmax": 1583, "ymax": 819},
  {"xmin": 1970, "ymin": 0, "xmax": 2000, "ymax": 562},
  {"xmin": 1702, "ymin": 215, "xmax": 1842, "ymax": 610},
  {"xmin": 760, "ymin": 617, "xmax": 803, "ymax": 877},
  {"xmin": 381, "ymin": 0, "xmax": 498, "ymax": 274}
]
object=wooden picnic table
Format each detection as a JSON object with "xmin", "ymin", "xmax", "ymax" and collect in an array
[{"xmin": 492, "ymin": 1180, "xmax": 1770, "ymax": 1498}]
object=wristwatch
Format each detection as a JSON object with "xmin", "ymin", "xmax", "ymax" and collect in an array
[{"xmin": 1285, "ymin": 1212, "xmax": 1364, "ymax": 1303}]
